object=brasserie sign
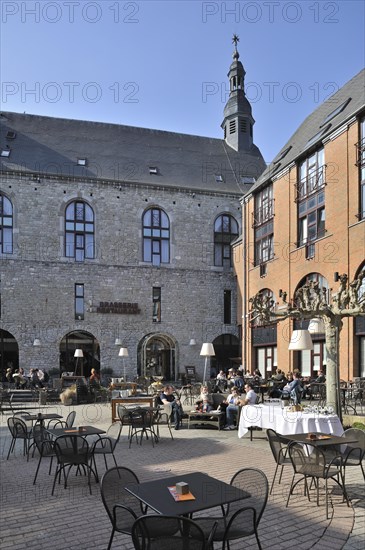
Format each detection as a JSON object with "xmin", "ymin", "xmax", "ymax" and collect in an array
[{"xmin": 96, "ymin": 302, "xmax": 140, "ymax": 314}]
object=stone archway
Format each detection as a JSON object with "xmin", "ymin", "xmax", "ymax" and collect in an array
[
  {"xmin": 138, "ymin": 333, "xmax": 177, "ymax": 381},
  {"xmin": 59, "ymin": 330, "xmax": 100, "ymax": 378},
  {"xmin": 212, "ymin": 334, "xmax": 240, "ymax": 376}
]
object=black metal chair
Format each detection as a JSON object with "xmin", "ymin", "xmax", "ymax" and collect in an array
[
  {"xmin": 117, "ymin": 404, "xmax": 132, "ymax": 440},
  {"xmin": 132, "ymin": 515, "xmax": 217, "ymax": 550},
  {"xmin": 266, "ymin": 429, "xmax": 291, "ymax": 494},
  {"xmin": 32, "ymin": 424, "xmax": 57, "ymax": 484},
  {"xmin": 326, "ymin": 428, "xmax": 365, "ymax": 484},
  {"xmin": 7, "ymin": 416, "xmax": 33, "ymax": 460},
  {"xmin": 90, "ymin": 422, "xmax": 122, "ymax": 478},
  {"xmin": 198, "ymin": 468, "xmax": 269, "ymax": 550},
  {"xmin": 286, "ymin": 441, "xmax": 349, "ymax": 519},
  {"xmin": 52, "ymin": 434, "xmax": 96, "ymax": 495},
  {"xmin": 340, "ymin": 428, "xmax": 365, "ymax": 483},
  {"xmin": 47, "ymin": 410, "xmax": 75, "ymax": 429},
  {"xmin": 101, "ymin": 466, "xmax": 147, "ymax": 550},
  {"xmin": 128, "ymin": 408, "xmax": 158, "ymax": 448}
]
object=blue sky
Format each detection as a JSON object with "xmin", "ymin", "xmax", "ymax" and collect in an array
[{"xmin": 1, "ymin": 0, "xmax": 364, "ymax": 163}]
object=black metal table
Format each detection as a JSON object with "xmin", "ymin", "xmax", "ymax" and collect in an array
[
  {"xmin": 279, "ymin": 432, "xmax": 359, "ymax": 448},
  {"xmin": 23, "ymin": 412, "xmax": 62, "ymax": 429},
  {"xmin": 125, "ymin": 471, "xmax": 250, "ymax": 516},
  {"xmin": 47, "ymin": 425, "xmax": 106, "ymax": 438}
]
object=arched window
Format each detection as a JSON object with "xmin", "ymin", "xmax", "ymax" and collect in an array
[
  {"xmin": 0, "ymin": 193, "xmax": 13, "ymax": 254},
  {"xmin": 142, "ymin": 208, "xmax": 170, "ymax": 265},
  {"xmin": 295, "ymin": 272, "xmax": 329, "ymax": 304},
  {"xmin": 65, "ymin": 201, "xmax": 94, "ymax": 261},
  {"xmin": 214, "ymin": 214, "xmax": 239, "ymax": 267}
]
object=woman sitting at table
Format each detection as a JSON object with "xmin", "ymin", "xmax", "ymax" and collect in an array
[{"xmin": 279, "ymin": 372, "xmax": 303, "ymax": 404}]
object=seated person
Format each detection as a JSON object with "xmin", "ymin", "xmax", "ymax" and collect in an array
[
  {"xmin": 269, "ymin": 369, "xmax": 287, "ymax": 397},
  {"xmin": 224, "ymin": 383, "xmax": 257, "ymax": 430},
  {"xmin": 89, "ymin": 368, "xmax": 101, "ymax": 386},
  {"xmin": 280, "ymin": 372, "xmax": 303, "ymax": 404},
  {"xmin": 302, "ymin": 370, "xmax": 326, "ymax": 398},
  {"xmin": 227, "ymin": 368, "xmax": 240, "ymax": 388},
  {"xmin": 272, "ymin": 369, "xmax": 285, "ymax": 382},
  {"xmin": 213, "ymin": 370, "xmax": 228, "ymax": 392},
  {"xmin": 13, "ymin": 368, "xmax": 27, "ymax": 389},
  {"xmin": 222, "ymin": 387, "xmax": 241, "ymax": 430},
  {"xmin": 160, "ymin": 385, "xmax": 183, "ymax": 430},
  {"xmin": 195, "ymin": 385, "xmax": 213, "ymax": 412},
  {"xmin": 29, "ymin": 368, "xmax": 44, "ymax": 389}
]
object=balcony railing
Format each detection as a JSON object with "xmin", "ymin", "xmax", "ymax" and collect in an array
[
  {"xmin": 295, "ymin": 165, "xmax": 326, "ymax": 201},
  {"xmin": 252, "ymin": 198, "xmax": 274, "ymax": 227}
]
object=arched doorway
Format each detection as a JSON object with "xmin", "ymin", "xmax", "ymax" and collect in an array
[
  {"xmin": 0, "ymin": 329, "xmax": 19, "ymax": 382},
  {"xmin": 59, "ymin": 331, "xmax": 100, "ymax": 378},
  {"xmin": 212, "ymin": 334, "xmax": 240, "ymax": 376},
  {"xmin": 138, "ymin": 333, "xmax": 176, "ymax": 381}
]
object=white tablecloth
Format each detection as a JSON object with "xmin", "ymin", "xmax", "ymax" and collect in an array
[{"xmin": 238, "ymin": 404, "xmax": 343, "ymax": 438}]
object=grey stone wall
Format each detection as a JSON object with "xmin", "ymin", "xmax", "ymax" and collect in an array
[{"xmin": 1, "ymin": 174, "xmax": 240, "ymax": 380}]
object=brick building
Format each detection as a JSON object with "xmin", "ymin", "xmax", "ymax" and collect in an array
[
  {"xmin": 235, "ymin": 69, "xmax": 365, "ymax": 381},
  {"xmin": 0, "ymin": 44, "xmax": 265, "ymax": 381}
]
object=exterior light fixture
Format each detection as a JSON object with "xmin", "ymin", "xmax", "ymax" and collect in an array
[
  {"xmin": 118, "ymin": 347, "xmax": 129, "ymax": 381},
  {"xmin": 288, "ymin": 330, "xmax": 314, "ymax": 351},
  {"xmin": 200, "ymin": 343, "xmax": 215, "ymax": 384}
]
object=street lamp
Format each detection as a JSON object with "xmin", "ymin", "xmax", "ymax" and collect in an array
[
  {"xmin": 118, "ymin": 347, "xmax": 129, "ymax": 381},
  {"xmin": 200, "ymin": 343, "xmax": 215, "ymax": 385},
  {"xmin": 74, "ymin": 349, "xmax": 84, "ymax": 376}
]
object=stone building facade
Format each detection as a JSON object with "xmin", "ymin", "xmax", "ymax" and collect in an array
[
  {"xmin": 234, "ymin": 69, "xmax": 365, "ymax": 381},
  {"xmin": 0, "ymin": 44, "xmax": 266, "ymax": 381}
]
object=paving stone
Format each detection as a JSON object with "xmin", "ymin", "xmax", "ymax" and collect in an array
[{"xmin": 0, "ymin": 403, "xmax": 364, "ymax": 549}]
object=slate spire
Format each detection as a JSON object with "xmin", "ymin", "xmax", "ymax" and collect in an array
[{"xmin": 222, "ymin": 35, "xmax": 255, "ymax": 151}]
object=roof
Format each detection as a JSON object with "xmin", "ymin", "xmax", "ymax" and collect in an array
[
  {"xmin": 0, "ymin": 111, "xmax": 266, "ymax": 196},
  {"xmin": 250, "ymin": 68, "xmax": 365, "ymax": 194}
]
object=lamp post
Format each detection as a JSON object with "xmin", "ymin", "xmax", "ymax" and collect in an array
[
  {"xmin": 200, "ymin": 343, "xmax": 215, "ymax": 385},
  {"xmin": 74, "ymin": 349, "xmax": 84, "ymax": 376},
  {"xmin": 118, "ymin": 347, "xmax": 129, "ymax": 381}
]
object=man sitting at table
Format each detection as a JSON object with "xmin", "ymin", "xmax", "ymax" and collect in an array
[
  {"xmin": 160, "ymin": 385, "xmax": 183, "ymax": 430},
  {"xmin": 224, "ymin": 383, "xmax": 257, "ymax": 430}
]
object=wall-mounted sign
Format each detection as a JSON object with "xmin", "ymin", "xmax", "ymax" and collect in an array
[{"xmin": 96, "ymin": 302, "xmax": 140, "ymax": 314}]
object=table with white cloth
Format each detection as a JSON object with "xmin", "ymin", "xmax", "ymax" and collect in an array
[{"xmin": 238, "ymin": 403, "xmax": 343, "ymax": 438}]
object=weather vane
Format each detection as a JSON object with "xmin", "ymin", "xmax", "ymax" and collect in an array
[{"xmin": 232, "ymin": 34, "xmax": 239, "ymax": 49}]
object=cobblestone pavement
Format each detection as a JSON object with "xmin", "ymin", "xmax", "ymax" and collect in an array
[{"xmin": 0, "ymin": 402, "xmax": 364, "ymax": 550}]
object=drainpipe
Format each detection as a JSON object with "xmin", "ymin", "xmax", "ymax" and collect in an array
[{"xmin": 241, "ymin": 194, "xmax": 252, "ymax": 372}]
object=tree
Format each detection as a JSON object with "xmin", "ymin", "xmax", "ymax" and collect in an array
[{"xmin": 249, "ymin": 271, "xmax": 365, "ymax": 417}]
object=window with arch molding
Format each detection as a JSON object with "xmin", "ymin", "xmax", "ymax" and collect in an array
[
  {"xmin": 142, "ymin": 207, "xmax": 170, "ymax": 265},
  {"xmin": 65, "ymin": 201, "xmax": 95, "ymax": 261},
  {"xmin": 214, "ymin": 214, "xmax": 239, "ymax": 267},
  {"xmin": 0, "ymin": 193, "xmax": 13, "ymax": 254}
]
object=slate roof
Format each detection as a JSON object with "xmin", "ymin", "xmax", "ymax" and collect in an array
[
  {"xmin": 250, "ymin": 68, "xmax": 365, "ymax": 194},
  {"xmin": 0, "ymin": 111, "xmax": 266, "ymax": 196}
]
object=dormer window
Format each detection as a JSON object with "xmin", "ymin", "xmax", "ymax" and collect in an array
[
  {"xmin": 215, "ymin": 174, "xmax": 224, "ymax": 183},
  {"xmin": 6, "ymin": 131, "xmax": 16, "ymax": 140},
  {"xmin": 149, "ymin": 167, "xmax": 158, "ymax": 175},
  {"xmin": 0, "ymin": 149, "xmax": 10, "ymax": 157},
  {"xmin": 77, "ymin": 158, "xmax": 87, "ymax": 166}
]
